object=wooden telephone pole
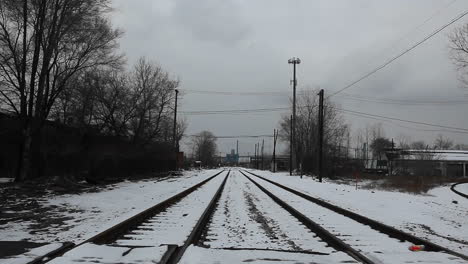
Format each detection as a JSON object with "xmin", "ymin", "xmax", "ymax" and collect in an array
[
  {"xmin": 273, "ymin": 129, "xmax": 278, "ymax": 173},
  {"xmin": 318, "ymin": 89, "xmax": 324, "ymax": 182}
]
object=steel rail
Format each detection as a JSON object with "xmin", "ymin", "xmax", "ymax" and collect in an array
[
  {"xmin": 240, "ymin": 171, "xmax": 375, "ymax": 264},
  {"xmin": 243, "ymin": 170, "xmax": 468, "ymax": 261},
  {"xmin": 162, "ymin": 170, "xmax": 230, "ymax": 264},
  {"xmin": 451, "ymin": 182, "xmax": 468, "ymax": 199},
  {"xmin": 32, "ymin": 169, "xmax": 226, "ymax": 264}
]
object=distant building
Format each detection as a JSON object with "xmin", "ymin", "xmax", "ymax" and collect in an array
[
  {"xmin": 224, "ymin": 149, "xmax": 239, "ymax": 164},
  {"xmin": 385, "ymin": 149, "xmax": 468, "ymax": 177},
  {"xmin": 270, "ymin": 155, "xmax": 290, "ymax": 172}
]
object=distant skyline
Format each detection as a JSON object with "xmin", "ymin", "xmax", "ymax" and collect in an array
[{"xmin": 110, "ymin": 0, "xmax": 468, "ymax": 155}]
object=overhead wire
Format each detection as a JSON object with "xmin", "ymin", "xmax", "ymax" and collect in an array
[
  {"xmin": 181, "ymin": 104, "xmax": 468, "ymax": 133},
  {"xmin": 186, "ymin": 134, "xmax": 274, "ymax": 139},
  {"xmin": 333, "ymin": 107, "xmax": 468, "ymax": 133},
  {"xmin": 327, "ymin": 9, "xmax": 468, "ymax": 98}
]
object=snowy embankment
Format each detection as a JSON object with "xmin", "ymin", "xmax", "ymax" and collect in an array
[
  {"xmin": 248, "ymin": 169, "xmax": 468, "ymax": 253},
  {"xmin": 0, "ymin": 169, "xmax": 221, "ymax": 245}
]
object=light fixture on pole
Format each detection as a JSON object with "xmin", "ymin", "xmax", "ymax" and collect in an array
[{"xmin": 288, "ymin": 57, "xmax": 300, "ymax": 175}]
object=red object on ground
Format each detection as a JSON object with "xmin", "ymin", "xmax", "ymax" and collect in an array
[{"xmin": 409, "ymin": 245, "xmax": 425, "ymax": 251}]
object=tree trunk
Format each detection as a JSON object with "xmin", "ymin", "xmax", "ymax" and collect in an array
[{"xmin": 16, "ymin": 122, "xmax": 32, "ymax": 182}]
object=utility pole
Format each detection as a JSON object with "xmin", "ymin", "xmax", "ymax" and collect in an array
[
  {"xmin": 390, "ymin": 138, "xmax": 395, "ymax": 176},
  {"xmin": 273, "ymin": 129, "xmax": 278, "ymax": 173},
  {"xmin": 261, "ymin": 139, "xmax": 264, "ymax": 170},
  {"xmin": 318, "ymin": 89, "xmax": 324, "ymax": 182},
  {"xmin": 236, "ymin": 140, "xmax": 239, "ymax": 166},
  {"xmin": 254, "ymin": 143, "xmax": 257, "ymax": 169},
  {"xmin": 173, "ymin": 89, "xmax": 179, "ymax": 170},
  {"xmin": 289, "ymin": 115, "xmax": 293, "ymax": 175},
  {"xmin": 288, "ymin": 57, "xmax": 301, "ymax": 174}
]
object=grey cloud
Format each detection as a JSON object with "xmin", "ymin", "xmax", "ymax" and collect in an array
[{"xmin": 172, "ymin": 0, "xmax": 251, "ymax": 45}]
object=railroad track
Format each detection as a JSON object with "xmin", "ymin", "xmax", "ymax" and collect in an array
[
  {"xmin": 30, "ymin": 169, "xmax": 229, "ymax": 264},
  {"xmin": 451, "ymin": 182, "xmax": 468, "ymax": 199},
  {"xmin": 241, "ymin": 169, "xmax": 468, "ymax": 263},
  {"xmin": 27, "ymin": 168, "xmax": 468, "ymax": 263}
]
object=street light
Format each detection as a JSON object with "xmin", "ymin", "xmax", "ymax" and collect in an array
[{"xmin": 288, "ymin": 57, "xmax": 301, "ymax": 176}]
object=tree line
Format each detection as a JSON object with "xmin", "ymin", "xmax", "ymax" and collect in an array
[
  {"xmin": 0, "ymin": 1, "xmax": 182, "ymax": 181},
  {"xmin": 279, "ymin": 90, "xmax": 351, "ymax": 176}
]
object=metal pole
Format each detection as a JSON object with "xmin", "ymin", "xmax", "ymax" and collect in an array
[
  {"xmin": 236, "ymin": 140, "xmax": 239, "ymax": 166},
  {"xmin": 173, "ymin": 89, "xmax": 179, "ymax": 169},
  {"xmin": 290, "ymin": 115, "xmax": 293, "ymax": 175},
  {"xmin": 292, "ymin": 62, "xmax": 297, "ymax": 173},
  {"xmin": 318, "ymin": 89, "xmax": 324, "ymax": 182},
  {"xmin": 254, "ymin": 143, "xmax": 257, "ymax": 169},
  {"xmin": 273, "ymin": 129, "xmax": 277, "ymax": 173},
  {"xmin": 261, "ymin": 139, "xmax": 264, "ymax": 170}
]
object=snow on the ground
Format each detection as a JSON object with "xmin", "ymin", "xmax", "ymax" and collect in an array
[
  {"xmin": 203, "ymin": 171, "xmax": 337, "ymax": 255},
  {"xmin": 454, "ymin": 183, "xmax": 468, "ymax": 196},
  {"xmin": 248, "ymin": 169, "xmax": 468, "ymax": 254},
  {"xmin": 46, "ymin": 174, "xmax": 228, "ymax": 264},
  {"xmin": 0, "ymin": 178, "xmax": 14, "ymax": 183},
  {"xmin": 179, "ymin": 246, "xmax": 357, "ymax": 264},
  {"xmin": 0, "ymin": 169, "xmax": 221, "ymax": 245},
  {"xmin": 48, "ymin": 243, "xmax": 169, "ymax": 264},
  {"xmin": 1, "ymin": 243, "xmax": 63, "ymax": 264},
  {"xmin": 248, "ymin": 174, "xmax": 467, "ymax": 263}
]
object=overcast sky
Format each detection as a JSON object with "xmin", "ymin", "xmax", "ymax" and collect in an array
[{"xmin": 110, "ymin": 0, "xmax": 468, "ymax": 155}]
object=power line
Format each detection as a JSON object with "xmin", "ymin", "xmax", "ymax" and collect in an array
[
  {"xmin": 336, "ymin": 93, "xmax": 468, "ymax": 105},
  {"xmin": 327, "ymin": 9, "xmax": 468, "ymax": 98},
  {"xmin": 187, "ymin": 134, "xmax": 274, "ymax": 139},
  {"xmin": 182, "ymin": 105, "xmax": 468, "ymax": 133},
  {"xmin": 339, "ymin": 108, "xmax": 468, "ymax": 134},
  {"xmin": 334, "ymin": 107, "xmax": 468, "ymax": 133},
  {"xmin": 365, "ymin": 0, "xmax": 458, "ymax": 66},
  {"xmin": 180, "ymin": 107, "xmax": 289, "ymax": 115},
  {"xmin": 180, "ymin": 89, "xmax": 288, "ymax": 96},
  {"xmin": 181, "ymin": 88, "xmax": 468, "ymax": 106}
]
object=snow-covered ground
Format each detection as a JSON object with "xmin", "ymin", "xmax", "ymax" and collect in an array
[
  {"xmin": 246, "ymin": 173, "xmax": 466, "ymax": 263},
  {"xmin": 2, "ymin": 168, "xmax": 467, "ymax": 264},
  {"xmin": 47, "ymin": 174, "xmax": 228, "ymax": 264},
  {"xmin": 204, "ymin": 171, "xmax": 338, "ymax": 254},
  {"xmin": 247, "ymin": 169, "xmax": 468, "ymax": 254},
  {"xmin": 0, "ymin": 169, "xmax": 223, "ymax": 263},
  {"xmin": 454, "ymin": 183, "xmax": 468, "ymax": 196}
]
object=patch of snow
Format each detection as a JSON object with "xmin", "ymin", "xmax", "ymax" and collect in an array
[
  {"xmin": 249, "ymin": 174, "xmax": 467, "ymax": 263},
  {"xmin": 248, "ymin": 169, "xmax": 468, "ymax": 254},
  {"xmin": 1, "ymin": 243, "xmax": 63, "ymax": 264},
  {"xmin": 0, "ymin": 178, "xmax": 14, "ymax": 183},
  {"xmin": 454, "ymin": 183, "xmax": 468, "ymax": 196},
  {"xmin": 179, "ymin": 246, "xmax": 357, "ymax": 264},
  {"xmin": 46, "ymin": 172, "xmax": 228, "ymax": 263},
  {"xmin": 47, "ymin": 243, "xmax": 168, "ymax": 264},
  {"xmin": 0, "ymin": 169, "xmax": 222, "ymax": 245},
  {"xmin": 204, "ymin": 171, "xmax": 333, "ymax": 253}
]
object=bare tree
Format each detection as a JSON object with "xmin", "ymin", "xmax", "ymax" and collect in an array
[
  {"xmin": 191, "ymin": 131, "xmax": 217, "ymax": 166},
  {"xmin": 0, "ymin": 0, "xmax": 123, "ymax": 180},
  {"xmin": 411, "ymin": 140, "xmax": 427, "ymax": 150},
  {"xmin": 129, "ymin": 57, "xmax": 179, "ymax": 144},
  {"xmin": 449, "ymin": 23, "xmax": 468, "ymax": 88},
  {"xmin": 279, "ymin": 90, "xmax": 350, "ymax": 174},
  {"xmin": 453, "ymin": 143, "xmax": 468, "ymax": 150},
  {"xmin": 370, "ymin": 137, "xmax": 392, "ymax": 160},
  {"xmin": 434, "ymin": 134, "xmax": 453, "ymax": 150},
  {"xmin": 396, "ymin": 133, "xmax": 411, "ymax": 149},
  {"xmin": 93, "ymin": 69, "xmax": 136, "ymax": 136}
]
